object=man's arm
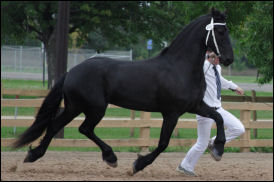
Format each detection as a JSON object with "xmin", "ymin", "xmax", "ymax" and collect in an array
[
  {"xmin": 219, "ymin": 73, "xmax": 244, "ymax": 96},
  {"xmin": 229, "ymin": 87, "xmax": 244, "ymax": 95}
]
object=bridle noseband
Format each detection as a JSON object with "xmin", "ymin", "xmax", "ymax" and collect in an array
[{"xmin": 205, "ymin": 17, "xmax": 226, "ymax": 57}]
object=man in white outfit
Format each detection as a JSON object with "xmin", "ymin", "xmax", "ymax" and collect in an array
[{"xmin": 176, "ymin": 50, "xmax": 245, "ymax": 176}]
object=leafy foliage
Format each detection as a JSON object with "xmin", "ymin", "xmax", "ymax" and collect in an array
[
  {"xmin": 237, "ymin": 2, "xmax": 273, "ymax": 84},
  {"xmin": 1, "ymin": 1, "xmax": 273, "ymax": 84}
]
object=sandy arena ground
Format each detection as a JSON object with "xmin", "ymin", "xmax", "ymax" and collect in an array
[{"xmin": 1, "ymin": 151, "xmax": 273, "ymax": 181}]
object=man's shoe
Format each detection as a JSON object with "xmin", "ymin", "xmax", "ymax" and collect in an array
[
  {"xmin": 176, "ymin": 165, "xmax": 197, "ymax": 177},
  {"xmin": 208, "ymin": 141, "xmax": 222, "ymax": 161}
]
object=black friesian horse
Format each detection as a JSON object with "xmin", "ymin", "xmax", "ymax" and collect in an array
[{"xmin": 13, "ymin": 9, "xmax": 233, "ymax": 175}]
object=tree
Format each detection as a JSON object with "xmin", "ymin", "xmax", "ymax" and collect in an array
[
  {"xmin": 2, "ymin": 2, "xmax": 273, "ymax": 84},
  {"xmin": 1, "ymin": 1, "xmax": 174, "ymax": 88},
  {"xmin": 238, "ymin": 1, "xmax": 273, "ymax": 84},
  {"xmin": 198, "ymin": 1, "xmax": 273, "ymax": 83},
  {"xmin": 2, "ymin": 2, "xmax": 58, "ymax": 88},
  {"xmin": 54, "ymin": 1, "xmax": 70, "ymax": 138}
]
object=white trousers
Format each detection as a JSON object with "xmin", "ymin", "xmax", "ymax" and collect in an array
[{"xmin": 180, "ymin": 107, "xmax": 245, "ymax": 172}]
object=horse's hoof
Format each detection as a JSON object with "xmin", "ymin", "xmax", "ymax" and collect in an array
[
  {"xmin": 213, "ymin": 142, "xmax": 225, "ymax": 156},
  {"xmin": 127, "ymin": 154, "xmax": 144, "ymax": 176},
  {"xmin": 23, "ymin": 151, "xmax": 33, "ymax": 163},
  {"xmin": 127, "ymin": 164, "xmax": 137, "ymax": 176},
  {"xmin": 208, "ymin": 143, "xmax": 222, "ymax": 161},
  {"xmin": 23, "ymin": 146, "xmax": 40, "ymax": 163},
  {"xmin": 104, "ymin": 160, "xmax": 118, "ymax": 168},
  {"xmin": 24, "ymin": 146, "xmax": 35, "ymax": 163}
]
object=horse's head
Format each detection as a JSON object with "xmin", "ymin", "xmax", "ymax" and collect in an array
[{"xmin": 205, "ymin": 8, "xmax": 233, "ymax": 66}]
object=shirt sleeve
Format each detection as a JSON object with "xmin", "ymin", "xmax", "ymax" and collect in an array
[
  {"xmin": 203, "ymin": 60, "xmax": 210, "ymax": 74},
  {"xmin": 220, "ymin": 75, "xmax": 238, "ymax": 90},
  {"xmin": 218, "ymin": 66, "xmax": 238, "ymax": 90}
]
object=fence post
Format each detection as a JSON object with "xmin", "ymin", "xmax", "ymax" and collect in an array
[
  {"xmin": 19, "ymin": 46, "xmax": 23, "ymax": 72},
  {"xmin": 1, "ymin": 84, "xmax": 3, "ymax": 119},
  {"xmin": 1, "ymin": 83, "xmax": 3, "ymax": 99},
  {"xmin": 251, "ymin": 90, "xmax": 257, "ymax": 138},
  {"xmin": 130, "ymin": 110, "xmax": 136, "ymax": 137},
  {"xmin": 14, "ymin": 48, "xmax": 17, "ymax": 71},
  {"xmin": 140, "ymin": 111, "xmax": 151, "ymax": 152},
  {"xmin": 240, "ymin": 110, "xmax": 251, "ymax": 152},
  {"xmin": 13, "ymin": 95, "xmax": 19, "ymax": 135},
  {"xmin": 34, "ymin": 107, "xmax": 40, "ymax": 116},
  {"xmin": 173, "ymin": 128, "xmax": 179, "ymax": 138}
]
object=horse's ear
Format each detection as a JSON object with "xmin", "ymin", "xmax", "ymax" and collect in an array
[
  {"xmin": 211, "ymin": 7, "xmax": 224, "ymax": 20},
  {"xmin": 211, "ymin": 7, "xmax": 221, "ymax": 17},
  {"xmin": 211, "ymin": 7, "xmax": 217, "ymax": 16}
]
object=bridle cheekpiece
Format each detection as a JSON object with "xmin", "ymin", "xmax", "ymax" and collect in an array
[{"xmin": 205, "ymin": 17, "xmax": 226, "ymax": 57}]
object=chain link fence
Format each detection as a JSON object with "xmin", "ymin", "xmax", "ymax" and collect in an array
[{"xmin": 1, "ymin": 45, "xmax": 132, "ymax": 80}]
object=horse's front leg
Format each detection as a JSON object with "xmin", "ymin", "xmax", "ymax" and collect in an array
[
  {"xmin": 128, "ymin": 112, "xmax": 179, "ymax": 175},
  {"xmin": 195, "ymin": 101, "xmax": 226, "ymax": 157}
]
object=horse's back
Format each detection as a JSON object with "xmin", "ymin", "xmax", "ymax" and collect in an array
[
  {"xmin": 63, "ymin": 57, "xmax": 119, "ymax": 107},
  {"xmin": 65, "ymin": 56, "xmax": 151, "ymax": 85},
  {"xmin": 63, "ymin": 57, "xmax": 162, "ymax": 111},
  {"xmin": 63, "ymin": 56, "xmax": 204, "ymax": 112}
]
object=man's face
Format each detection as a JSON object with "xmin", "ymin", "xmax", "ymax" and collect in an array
[
  {"xmin": 212, "ymin": 56, "xmax": 220, "ymax": 65},
  {"xmin": 208, "ymin": 52, "xmax": 219, "ymax": 65}
]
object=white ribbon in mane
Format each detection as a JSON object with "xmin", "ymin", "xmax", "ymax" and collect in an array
[{"xmin": 205, "ymin": 17, "xmax": 226, "ymax": 56}]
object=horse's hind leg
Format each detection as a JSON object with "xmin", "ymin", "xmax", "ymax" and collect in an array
[
  {"xmin": 79, "ymin": 108, "xmax": 117, "ymax": 167},
  {"xmin": 24, "ymin": 108, "xmax": 79, "ymax": 163}
]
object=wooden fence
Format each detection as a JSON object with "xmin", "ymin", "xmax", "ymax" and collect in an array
[{"xmin": 1, "ymin": 87, "xmax": 273, "ymax": 152}]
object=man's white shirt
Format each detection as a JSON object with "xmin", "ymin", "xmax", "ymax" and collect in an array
[{"xmin": 203, "ymin": 60, "xmax": 238, "ymax": 108}]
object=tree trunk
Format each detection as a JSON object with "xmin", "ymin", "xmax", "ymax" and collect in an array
[
  {"xmin": 54, "ymin": 1, "xmax": 70, "ymax": 139},
  {"xmin": 55, "ymin": 1, "xmax": 70, "ymax": 82},
  {"xmin": 42, "ymin": 2, "xmax": 70, "ymax": 138},
  {"xmin": 44, "ymin": 29, "xmax": 57, "ymax": 89},
  {"xmin": 44, "ymin": 2, "xmax": 70, "ymax": 89}
]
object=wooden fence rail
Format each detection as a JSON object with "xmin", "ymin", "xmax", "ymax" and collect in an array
[
  {"xmin": 1, "ymin": 87, "xmax": 273, "ymax": 152},
  {"xmin": 1, "ymin": 98, "xmax": 273, "ymax": 152},
  {"xmin": 2, "ymin": 87, "xmax": 273, "ymax": 102}
]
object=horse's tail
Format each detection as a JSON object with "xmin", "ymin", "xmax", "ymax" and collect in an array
[{"xmin": 12, "ymin": 73, "xmax": 68, "ymax": 149}]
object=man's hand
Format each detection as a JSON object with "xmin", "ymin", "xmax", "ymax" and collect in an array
[{"xmin": 235, "ymin": 87, "xmax": 244, "ymax": 95}]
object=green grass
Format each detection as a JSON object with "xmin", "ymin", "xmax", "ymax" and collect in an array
[
  {"xmin": 1, "ymin": 127, "xmax": 273, "ymax": 153},
  {"xmin": 223, "ymin": 75, "xmax": 257, "ymax": 84},
  {"xmin": 223, "ymin": 75, "xmax": 273, "ymax": 84},
  {"xmin": 2, "ymin": 75, "xmax": 273, "ymax": 89},
  {"xmin": 2, "ymin": 127, "xmax": 273, "ymax": 141},
  {"xmin": 2, "ymin": 79, "xmax": 48, "ymax": 89},
  {"xmin": 1, "ymin": 78, "xmax": 273, "ymax": 153},
  {"xmin": 2, "ymin": 107, "xmax": 272, "ymax": 120},
  {"xmin": 221, "ymin": 89, "xmax": 273, "ymax": 97}
]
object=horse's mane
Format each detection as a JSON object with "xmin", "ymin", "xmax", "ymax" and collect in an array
[
  {"xmin": 160, "ymin": 14, "xmax": 210, "ymax": 56},
  {"xmin": 160, "ymin": 9, "xmax": 226, "ymax": 56}
]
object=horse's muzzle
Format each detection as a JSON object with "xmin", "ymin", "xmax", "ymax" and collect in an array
[{"xmin": 219, "ymin": 56, "xmax": 233, "ymax": 66}]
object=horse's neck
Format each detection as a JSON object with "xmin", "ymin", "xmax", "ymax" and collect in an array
[{"xmin": 167, "ymin": 32, "xmax": 206, "ymax": 74}]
